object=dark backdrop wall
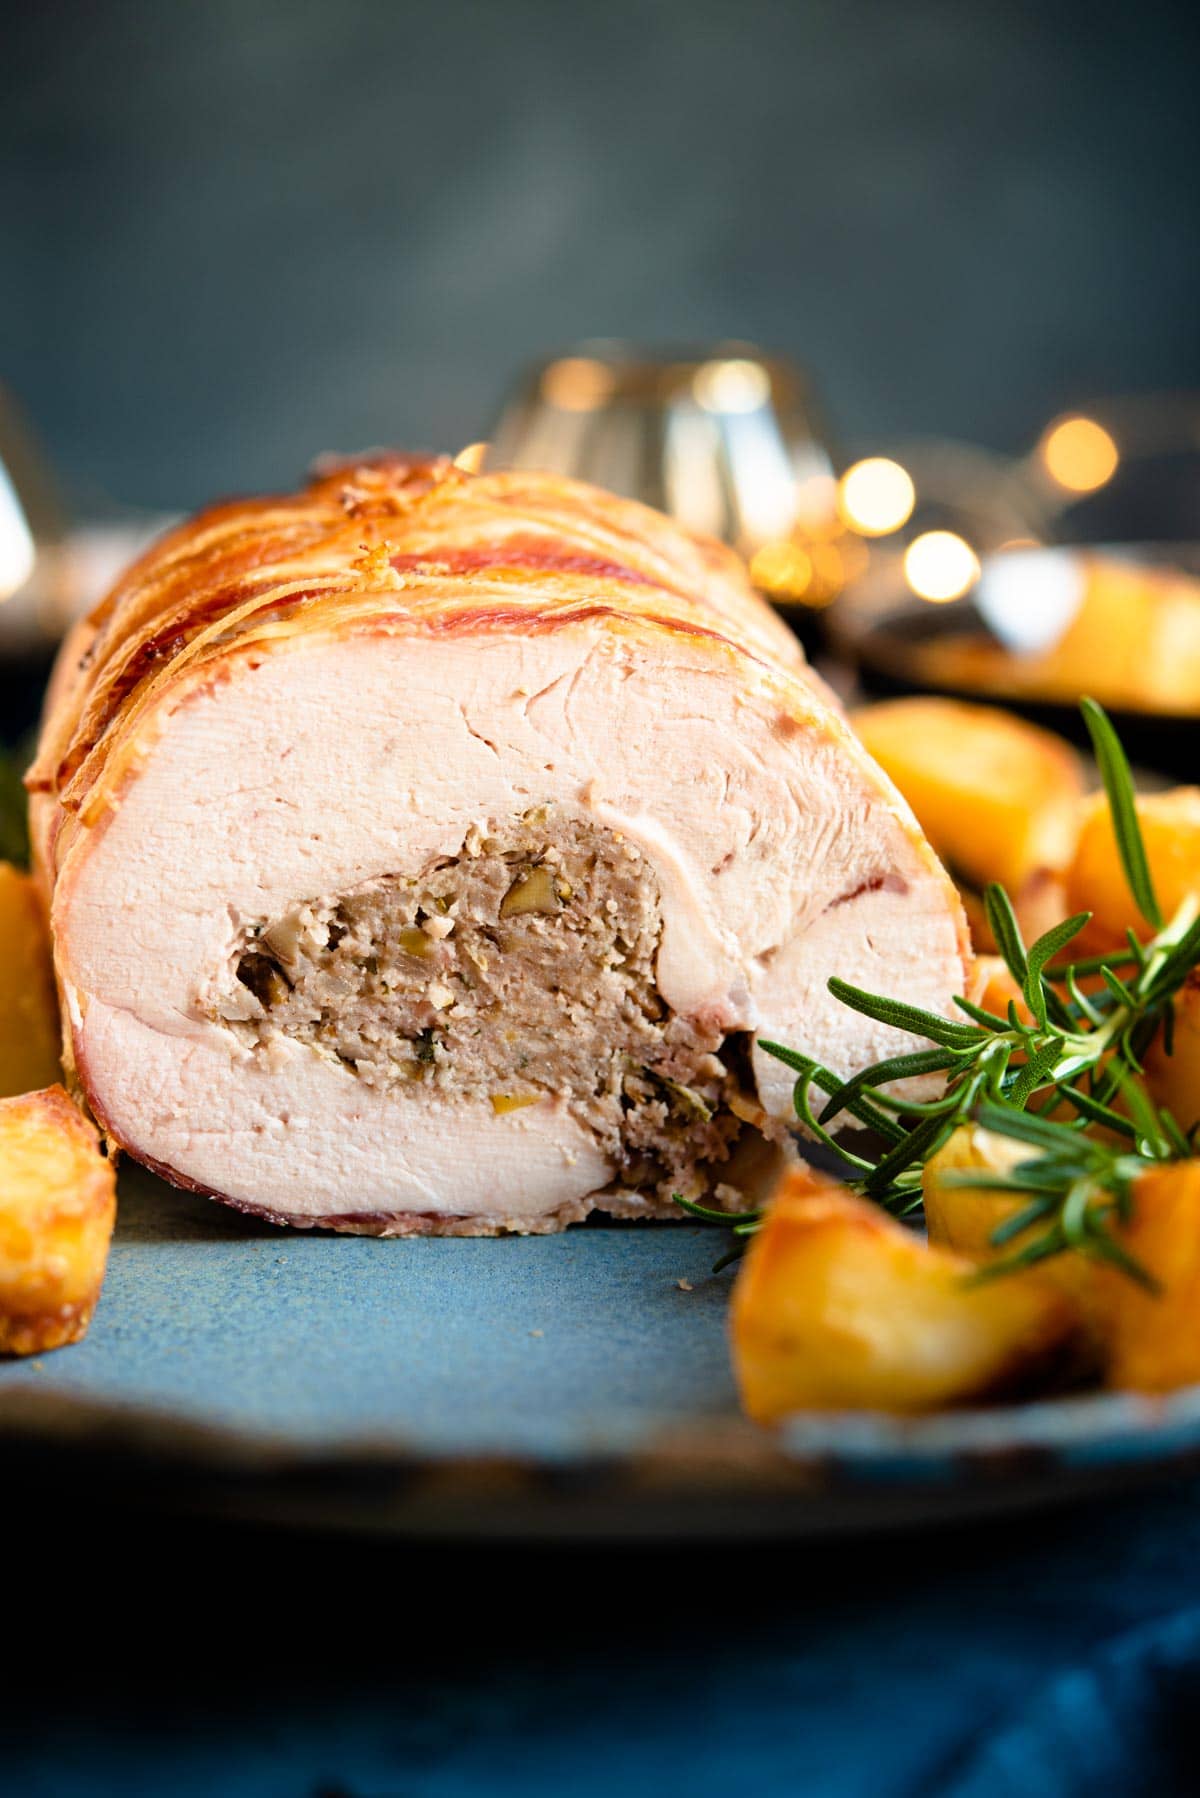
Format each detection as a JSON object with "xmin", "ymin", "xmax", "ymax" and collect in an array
[{"xmin": 3, "ymin": 0, "xmax": 1198, "ymax": 511}]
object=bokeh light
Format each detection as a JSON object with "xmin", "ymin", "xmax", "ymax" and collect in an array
[
  {"xmin": 692, "ymin": 358, "xmax": 771, "ymax": 414},
  {"xmin": 540, "ymin": 357, "xmax": 615, "ymax": 411},
  {"xmin": 749, "ymin": 538, "xmax": 848, "ymax": 607},
  {"xmin": 903, "ymin": 530, "xmax": 980, "ymax": 602},
  {"xmin": 836, "ymin": 457, "xmax": 916, "ymax": 536},
  {"xmin": 1040, "ymin": 416, "xmax": 1119, "ymax": 493}
]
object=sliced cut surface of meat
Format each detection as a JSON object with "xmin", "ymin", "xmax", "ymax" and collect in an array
[
  {"xmin": 220, "ymin": 806, "xmax": 741, "ymax": 1206},
  {"xmin": 31, "ymin": 453, "xmax": 969, "ymax": 1233}
]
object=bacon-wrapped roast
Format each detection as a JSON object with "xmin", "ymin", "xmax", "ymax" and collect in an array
[{"xmin": 30, "ymin": 455, "xmax": 968, "ymax": 1234}]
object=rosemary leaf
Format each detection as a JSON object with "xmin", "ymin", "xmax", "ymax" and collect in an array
[
  {"xmin": 952, "ymin": 993, "xmax": 1014, "ymax": 1031},
  {"xmin": 759, "ymin": 1041, "xmax": 905, "ymax": 1143},
  {"xmin": 984, "ymin": 884, "xmax": 1028, "ymax": 984},
  {"xmin": 1023, "ymin": 912, "xmax": 1091, "ymax": 1028},
  {"xmin": 789, "ymin": 1061, "xmax": 884, "ymax": 1167},
  {"xmin": 1081, "ymin": 696, "xmax": 1163, "ymax": 931},
  {"xmin": 674, "ymin": 1194, "xmax": 756, "ymax": 1225},
  {"xmin": 825, "ymin": 978, "xmax": 981, "ymax": 1049},
  {"xmin": 711, "ymin": 1243, "xmax": 747, "ymax": 1274},
  {"xmin": 817, "ymin": 1047, "xmax": 965, "ymax": 1126},
  {"xmin": 973, "ymin": 1100, "xmax": 1089, "ymax": 1155},
  {"xmin": 756, "ymin": 1039, "xmax": 819, "ymax": 1076},
  {"xmin": 862, "ymin": 1111, "xmax": 954, "ymax": 1200},
  {"xmin": 988, "ymin": 1191, "xmax": 1060, "ymax": 1246},
  {"xmin": 1006, "ymin": 1039, "xmax": 1066, "ymax": 1108},
  {"xmin": 1082, "ymin": 1218, "xmax": 1159, "ymax": 1293},
  {"xmin": 1100, "ymin": 965, "xmax": 1138, "ymax": 1009},
  {"xmin": 1058, "ymin": 1085, "xmax": 1137, "ymax": 1139},
  {"xmin": 1146, "ymin": 917, "xmax": 1200, "ymax": 1004}
]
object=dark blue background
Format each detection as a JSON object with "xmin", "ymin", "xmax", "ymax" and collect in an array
[{"xmin": 4, "ymin": 0, "xmax": 1199, "ymax": 511}]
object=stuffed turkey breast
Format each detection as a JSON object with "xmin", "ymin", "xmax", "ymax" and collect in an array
[{"xmin": 29, "ymin": 453, "xmax": 969, "ymax": 1234}]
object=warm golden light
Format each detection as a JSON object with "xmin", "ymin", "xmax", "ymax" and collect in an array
[
  {"xmin": 807, "ymin": 542, "xmax": 846, "ymax": 605},
  {"xmin": 749, "ymin": 537, "xmax": 848, "ymax": 608},
  {"xmin": 1040, "ymin": 416, "xmax": 1119, "ymax": 493},
  {"xmin": 750, "ymin": 541, "xmax": 815, "ymax": 602},
  {"xmin": 903, "ymin": 531, "xmax": 980, "ymax": 603},
  {"xmin": 540, "ymin": 358, "xmax": 615, "ymax": 412},
  {"xmin": 453, "ymin": 441, "xmax": 489, "ymax": 473},
  {"xmin": 836, "ymin": 458, "xmax": 915, "ymax": 536},
  {"xmin": 995, "ymin": 536, "xmax": 1041, "ymax": 553},
  {"xmin": 692, "ymin": 358, "xmax": 771, "ymax": 414}
]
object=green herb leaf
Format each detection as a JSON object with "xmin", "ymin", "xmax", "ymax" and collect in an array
[
  {"xmin": 973, "ymin": 1100, "xmax": 1090, "ymax": 1157},
  {"xmin": 988, "ymin": 1191, "xmax": 1059, "ymax": 1246},
  {"xmin": 862, "ymin": 1111, "xmax": 954, "ymax": 1200},
  {"xmin": 952, "ymin": 993, "xmax": 1012, "ymax": 1031},
  {"xmin": 1006, "ymin": 1039, "xmax": 1065, "ymax": 1108},
  {"xmin": 1081, "ymin": 696, "xmax": 1162, "ymax": 931},
  {"xmin": 673, "ymin": 1194, "xmax": 759, "ymax": 1226},
  {"xmin": 984, "ymin": 884, "xmax": 1028, "ymax": 984},
  {"xmin": 1023, "ymin": 912, "xmax": 1091, "ymax": 1027},
  {"xmin": 825, "ymin": 978, "xmax": 981, "ymax": 1049},
  {"xmin": 817, "ymin": 1047, "xmax": 964, "ymax": 1126},
  {"xmin": 1058, "ymin": 1085, "xmax": 1137, "ymax": 1139},
  {"xmin": 1146, "ymin": 917, "xmax": 1200, "ymax": 1004}
]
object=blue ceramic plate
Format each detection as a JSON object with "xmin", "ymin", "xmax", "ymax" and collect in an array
[{"xmin": 2, "ymin": 1166, "xmax": 1199, "ymax": 1537}]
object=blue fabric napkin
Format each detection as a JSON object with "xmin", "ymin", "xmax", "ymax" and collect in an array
[
  {"xmin": 5, "ymin": 1477, "xmax": 1200, "ymax": 1795},
  {"xmin": 941, "ymin": 1605, "xmax": 1200, "ymax": 1796}
]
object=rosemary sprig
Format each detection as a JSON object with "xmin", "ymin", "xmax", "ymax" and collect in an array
[{"xmin": 679, "ymin": 700, "xmax": 1200, "ymax": 1284}]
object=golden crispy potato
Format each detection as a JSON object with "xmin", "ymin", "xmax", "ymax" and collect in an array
[
  {"xmin": 731, "ymin": 1164, "xmax": 1079, "ymax": 1420},
  {"xmin": 853, "ymin": 698, "xmax": 1083, "ymax": 895},
  {"xmin": 0, "ymin": 862, "xmax": 61, "ymax": 1098},
  {"xmin": 1145, "ymin": 971, "xmax": 1200, "ymax": 1137},
  {"xmin": 0, "ymin": 1085, "xmax": 116, "ymax": 1356},
  {"xmin": 910, "ymin": 557, "xmax": 1200, "ymax": 715},
  {"xmin": 925, "ymin": 1131, "xmax": 1200, "ymax": 1392},
  {"xmin": 923, "ymin": 1124, "xmax": 1101, "ymax": 1329},
  {"xmin": 923, "ymin": 1124, "xmax": 1028, "ymax": 1255},
  {"xmin": 1103, "ymin": 1162, "xmax": 1200, "ymax": 1393},
  {"xmin": 1066, "ymin": 787, "xmax": 1200, "ymax": 949}
]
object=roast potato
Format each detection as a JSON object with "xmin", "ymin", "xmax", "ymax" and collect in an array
[
  {"xmin": 911, "ymin": 557, "xmax": 1200, "ymax": 716},
  {"xmin": 731, "ymin": 1165, "xmax": 1079, "ymax": 1420},
  {"xmin": 925, "ymin": 1129, "xmax": 1200, "ymax": 1393},
  {"xmin": 923, "ymin": 1124, "xmax": 1102, "ymax": 1331},
  {"xmin": 922, "ymin": 1124, "xmax": 1029, "ymax": 1257},
  {"xmin": 1103, "ymin": 1161, "xmax": 1200, "ymax": 1394},
  {"xmin": 0, "ymin": 862, "xmax": 61, "ymax": 1098},
  {"xmin": 0, "ymin": 1085, "xmax": 116, "ymax": 1356},
  {"xmin": 1145, "ymin": 970, "xmax": 1200, "ymax": 1138},
  {"xmin": 1065, "ymin": 787, "xmax": 1200, "ymax": 949},
  {"xmin": 853, "ymin": 697, "xmax": 1083, "ymax": 895}
]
